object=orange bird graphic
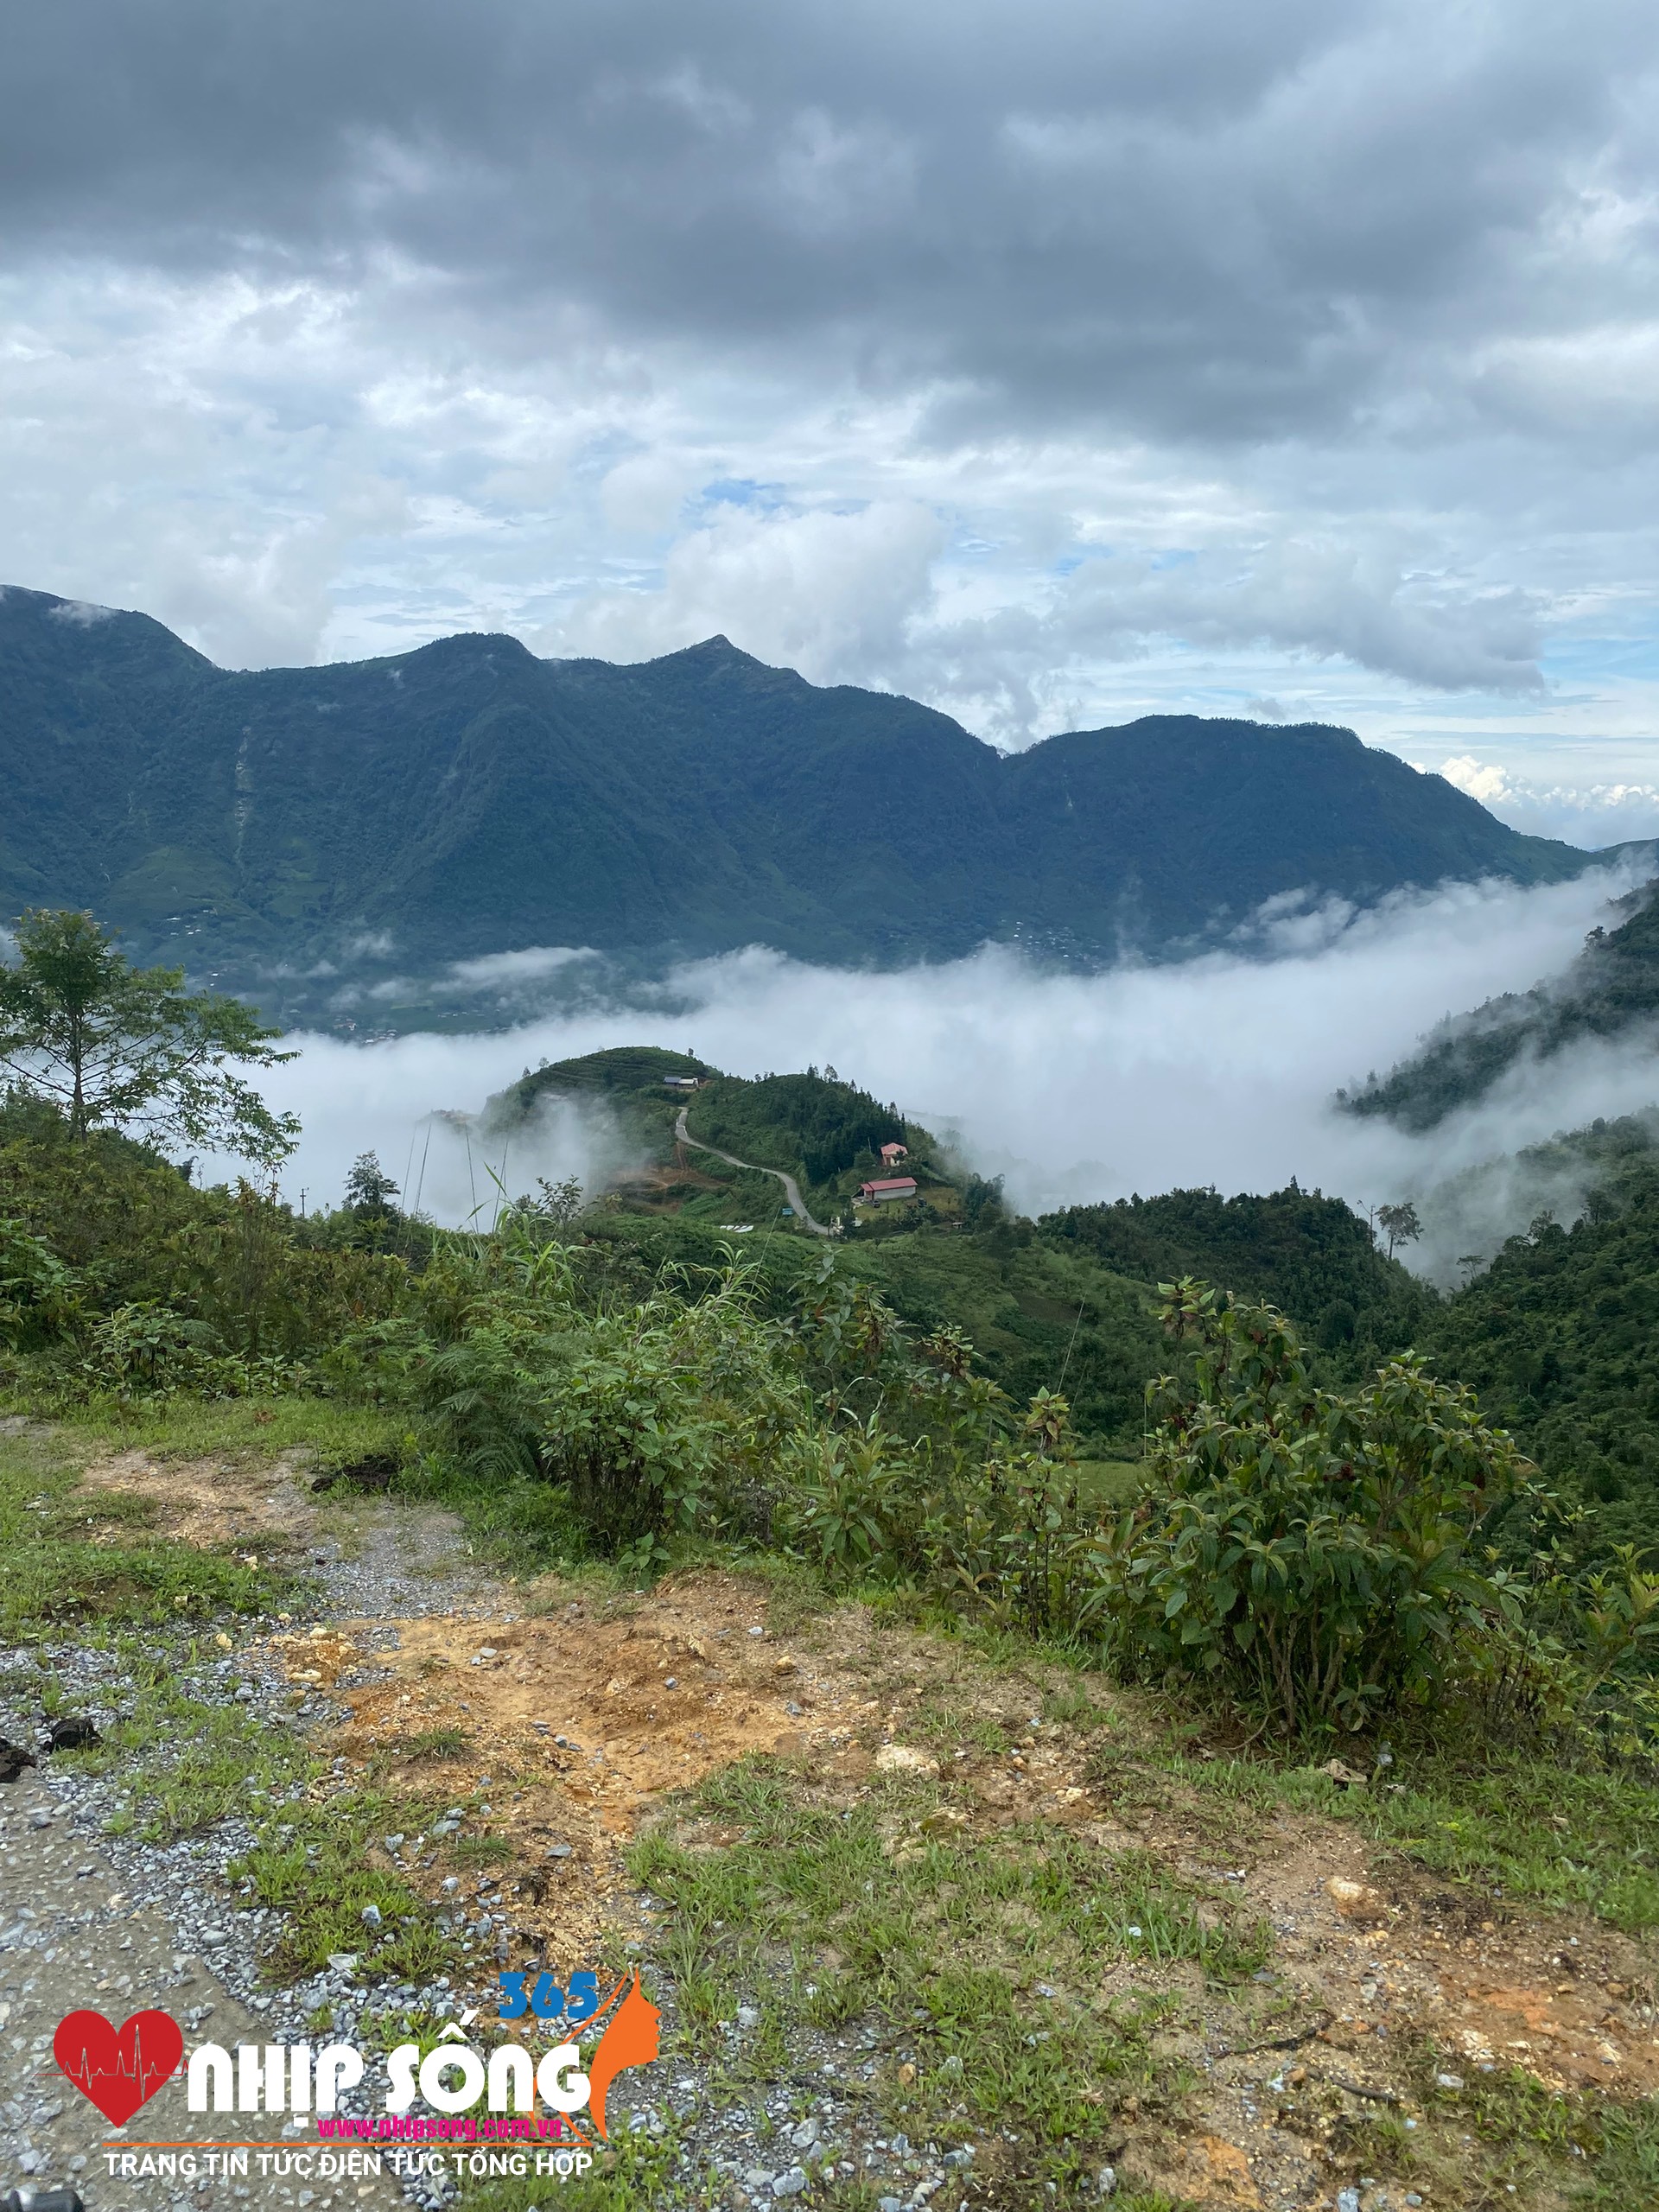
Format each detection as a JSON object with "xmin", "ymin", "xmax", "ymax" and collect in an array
[{"xmin": 582, "ymin": 1970, "xmax": 662, "ymax": 2142}]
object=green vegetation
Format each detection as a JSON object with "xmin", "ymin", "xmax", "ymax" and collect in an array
[
  {"xmin": 691, "ymin": 1070, "xmax": 905, "ymax": 1188},
  {"xmin": 1041, "ymin": 1179, "xmax": 1430, "ymax": 1369},
  {"xmin": 1106, "ymin": 1282, "xmax": 1535, "ymax": 1734},
  {"xmin": 0, "ymin": 906, "xmax": 298, "ymax": 1162},
  {"xmin": 0, "ymin": 584, "xmax": 1592, "ymax": 1026},
  {"xmin": 1342, "ymin": 877, "xmax": 1659, "ymax": 1131},
  {"xmin": 1422, "ymin": 1114, "xmax": 1659, "ymax": 1549}
]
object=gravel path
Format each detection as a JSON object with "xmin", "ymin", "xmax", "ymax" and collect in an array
[
  {"xmin": 673, "ymin": 1109, "xmax": 832, "ymax": 1236},
  {"xmin": 0, "ymin": 1463, "xmax": 969, "ymax": 2212},
  {"xmin": 0, "ymin": 1488, "xmax": 499, "ymax": 2212}
]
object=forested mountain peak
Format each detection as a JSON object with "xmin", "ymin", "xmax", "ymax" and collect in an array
[{"xmin": 0, "ymin": 582, "xmax": 1596, "ymax": 1027}]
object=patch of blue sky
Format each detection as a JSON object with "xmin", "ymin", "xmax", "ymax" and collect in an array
[
  {"xmin": 1541, "ymin": 626, "xmax": 1659, "ymax": 685},
  {"xmin": 695, "ymin": 476, "xmax": 785, "ymax": 512}
]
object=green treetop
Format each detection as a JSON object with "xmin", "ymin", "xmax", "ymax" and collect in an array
[{"xmin": 0, "ymin": 908, "xmax": 300, "ymax": 1166}]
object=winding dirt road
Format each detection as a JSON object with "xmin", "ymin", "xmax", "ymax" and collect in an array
[{"xmin": 674, "ymin": 1105, "xmax": 832, "ymax": 1235}]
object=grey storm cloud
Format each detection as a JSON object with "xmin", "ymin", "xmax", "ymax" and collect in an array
[
  {"xmin": 4, "ymin": 0, "xmax": 1656, "ymax": 444},
  {"xmin": 4, "ymin": 0, "xmax": 1659, "ymax": 750}
]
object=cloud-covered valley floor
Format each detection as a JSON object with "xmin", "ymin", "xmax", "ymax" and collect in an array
[{"xmin": 243, "ymin": 864, "xmax": 1659, "ymax": 1281}]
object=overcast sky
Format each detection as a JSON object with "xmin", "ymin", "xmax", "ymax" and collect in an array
[{"xmin": 8, "ymin": 1, "xmax": 1659, "ymax": 839}]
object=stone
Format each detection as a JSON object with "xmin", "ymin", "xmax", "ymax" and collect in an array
[
  {"xmin": 789, "ymin": 2118, "xmax": 819, "ymax": 2150},
  {"xmin": 1434, "ymin": 2072, "xmax": 1464, "ymax": 2090},
  {"xmin": 876, "ymin": 1745, "xmax": 939, "ymax": 1777},
  {"xmin": 770, "ymin": 2168, "xmax": 807, "ymax": 2198},
  {"xmin": 47, "ymin": 1717, "xmax": 101, "ymax": 1752},
  {"xmin": 1325, "ymin": 1876, "xmax": 1387, "ymax": 1923},
  {"xmin": 1094, "ymin": 2168, "xmax": 1116, "ymax": 2197},
  {"xmin": 919, "ymin": 1807, "xmax": 967, "ymax": 1836}
]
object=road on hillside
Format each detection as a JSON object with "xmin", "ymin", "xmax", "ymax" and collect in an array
[{"xmin": 674, "ymin": 1105, "xmax": 833, "ymax": 1236}]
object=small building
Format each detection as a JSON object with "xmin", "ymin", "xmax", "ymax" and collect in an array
[
  {"xmin": 663, "ymin": 1075, "xmax": 702, "ymax": 1090},
  {"xmin": 880, "ymin": 1141, "xmax": 909, "ymax": 1165},
  {"xmin": 858, "ymin": 1175, "xmax": 918, "ymax": 1205}
]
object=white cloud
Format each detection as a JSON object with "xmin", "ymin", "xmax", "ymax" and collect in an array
[
  {"xmin": 3, "ymin": 1, "xmax": 1659, "ymax": 781},
  {"xmin": 1430, "ymin": 754, "xmax": 1659, "ymax": 844},
  {"xmin": 226, "ymin": 863, "xmax": 1658, "ymax": 1283},
  {"xmin": 548, "ymin": 499, "xmax": 946, "ymax": 682}
]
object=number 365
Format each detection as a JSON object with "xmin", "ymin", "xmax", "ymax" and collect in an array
[{"xmin": 498, "ymin": 1970, "xmax": 600, "ymax": 2023}]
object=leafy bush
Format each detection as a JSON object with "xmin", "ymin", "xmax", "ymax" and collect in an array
[
  {"xmin": 389, "ymin": 1224, "xmax": 806, "ymax": 1552},
  {"xmin": 0, "ymin": 1217, "xmax": 87, "ymax": 1348},
  {"xmin": 1096, "ymin": 1281, "xmax": 1524, "ymax": 1735}
]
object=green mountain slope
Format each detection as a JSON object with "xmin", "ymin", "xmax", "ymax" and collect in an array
[
  {"xmin": 0, "ymin": 584, "xmax": 1594, "ymax": 1015},
  {"xmin": 1421, "ymin": 1115, "xmax": 1659, "ymax": 1550},
  {"xmin": 1342, "ymin": 877, "xmax": 1659, "ymax": 1131},
  {"xmin": 1039, "ymin": 1183, "xmax": 1432, "ymax": 1359}
]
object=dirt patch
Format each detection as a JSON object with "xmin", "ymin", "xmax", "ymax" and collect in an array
[
  {"xmin": 287, "ymin": 1573, "xmax": 842, "ymax": 1967},
  {"xmin": 73, "ymin": 1446, "xmax": 314, "ymax": 1553}
]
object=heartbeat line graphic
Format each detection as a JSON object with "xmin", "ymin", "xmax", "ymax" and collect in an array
[
  {"xmin": 54, "ymin": 2009, "xmax": 185, "ymax": 2126},
  {"xmin": 60, "ymin": 2023, "xmax": 173, "ymax": 2095}
]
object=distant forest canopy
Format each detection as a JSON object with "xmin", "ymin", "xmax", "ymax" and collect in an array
[
  {"xmin": 1341, "ymin": 873, "xmax": 1659, "ymax": 1131},
  {"xmin": 1039, "ymin": 1182, "xmax": 1432, "ymax": 1355},
  {"xmin": 1426, "ymin": 1113, "xmax": 1659, "ymax": 1552},
  {"xmin": 0, "ymin": 583, "xmax": 1603, "ymax": 1030}
]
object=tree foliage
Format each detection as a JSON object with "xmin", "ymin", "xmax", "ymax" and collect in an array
[
  {"xmin": 692, "ymin": 1071, "xmax": 906, "ymax": 1188},
  {"xmin": 1097, "ymin": 1281, "xmax": 1523, "ymax": 1734},
  {"xmin": 0, "ymin": 910, "xmax": 298, "ymax": 1166},
  {"xmin": 1040, "ymin": 1181, "xmax": 1429, "ymax": 1369}
]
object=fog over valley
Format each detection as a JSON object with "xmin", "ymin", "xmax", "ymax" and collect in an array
[{"xmin": 231, "ymin": 860, "xmax": 1659, "ymax": 1276}]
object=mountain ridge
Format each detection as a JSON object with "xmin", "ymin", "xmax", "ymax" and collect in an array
[
  {"xmin": 0, "ymin": 582, "xmax": 1599, "ymax": 1021},
  {"xmin": 1343, "ymin": 875, "xmax": 1659, "ymax": 1130}
]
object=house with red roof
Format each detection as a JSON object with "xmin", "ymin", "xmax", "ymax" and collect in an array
[{"xmin": 858, "ymin": 1175, "xmax": 918, "ymax": 1205}]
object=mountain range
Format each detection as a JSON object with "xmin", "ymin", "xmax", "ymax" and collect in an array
[{"xmin": 0, "ymin": 582, "xmax": 1604, "ymax": 1023}]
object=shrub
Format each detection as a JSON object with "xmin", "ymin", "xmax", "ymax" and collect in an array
[{"xmin": 1096, "ymin": 1281, "xmax": 1523, "ymax": 1735}]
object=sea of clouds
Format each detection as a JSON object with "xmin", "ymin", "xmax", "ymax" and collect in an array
[{"xmin": 230, "ymin": 861, "xmax": 1659, "ymax": 1281}]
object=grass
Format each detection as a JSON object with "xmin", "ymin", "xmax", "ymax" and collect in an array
[
  {"xmin": 38, "ymin": 1393, "xmax": 410, "ymax": 1463},
  {"xmin": 627, "ymin": 1751, "xmax": 1267, "ymax": 2190},
  {"xmin": 0, "ymin": 1421, "xmax": 291, "ymax": 1634},
  {"xmin": 1097, "ymin": 1729, "xmax": 1659, "ymax": 1935},
  {"xmin": 1074, "ymin": 1458, "xmax": 1144, "ymax": 1510},
  {"xmin": 232, "ymin": 1789, "xmax": 465, "ymax": 1984}
]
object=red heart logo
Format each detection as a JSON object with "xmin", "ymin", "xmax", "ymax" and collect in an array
[{"xmin": 54, "ymin": 2009, "xmax": 184, "ymax": 2126}]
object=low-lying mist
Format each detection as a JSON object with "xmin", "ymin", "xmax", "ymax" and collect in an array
[{"xmin": 229, "ymin": 864, "xmax": 1659, "ymax": 1282}]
